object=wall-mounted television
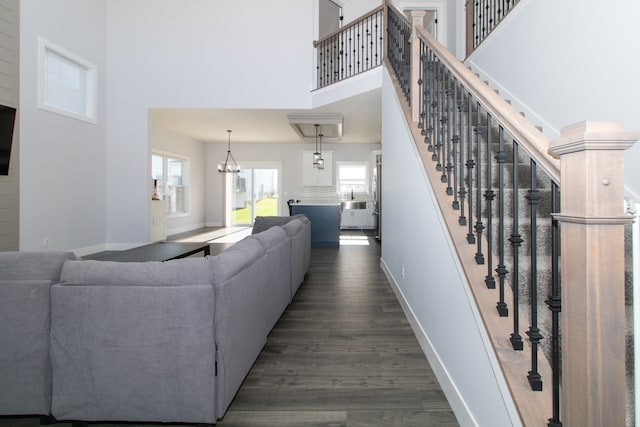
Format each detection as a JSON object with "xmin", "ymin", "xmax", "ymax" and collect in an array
[{"xmin": 0, "ymin": 105, "xmax": 16, "ymax": 176}]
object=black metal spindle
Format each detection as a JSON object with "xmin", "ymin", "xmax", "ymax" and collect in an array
[
  {"xmin": 495, "ymin": 126, "xmax": 508, "ymax": 316},
  {"xmin": 474, "ymin": 103, "xmax": 485, "ymax": 264},
  {"xmin": 428, "ymin": 54, "xmax": 437, "ymax": 154},
  {"xmin": 526, "ymin": 159, "xmax": 543, "ymax": 391},
  {"xmin": 435, "ymin": 64, "xmax": 444, "ymax": 171},
  {"xmin": 451, "ymin": 81, "xmax": 460, "ymax": 209},
  {"xmin": 440, "ymin": 71, "xmax": 450, "ymax": 184},
  {"xmin": 509, "ymin": 141, "xmax": 524, "ymax": 350},
  {"xmin": 484, "ymin": 114, "xmax": 495, "ymax": 289},
  {"xmin": 546, "ymin": 181, "xmax": 562, "ymax": 426},
  {"xmin": 466, "ymin": 94, "xmax": 476, "ymax": 243},
  {"xmin": 458, "ymin": 89, "xmax": 467, "ymax": 225}
]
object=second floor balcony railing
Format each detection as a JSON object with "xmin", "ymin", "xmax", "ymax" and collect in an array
[{"xmin": 313, "ymin": 5, "xmax": 385, "ymax": 89}]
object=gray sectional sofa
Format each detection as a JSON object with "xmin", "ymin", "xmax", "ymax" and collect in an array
[{"xmin": 0, "ymin": 215, "xmax": 310, "ymax": 426}]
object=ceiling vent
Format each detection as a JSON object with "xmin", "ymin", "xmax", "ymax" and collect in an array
[{"xmin": 287, "ymin": 114, "xmax": 343, "ymax": 142}]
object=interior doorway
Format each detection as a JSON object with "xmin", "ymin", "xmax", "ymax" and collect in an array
[
  {"xmin": 319, "ymin": 0, "xmax": 342, "ymax": 39},
  {"xmin": 226, "ymin": 166, "xmax": 280, "ymax": 226}
]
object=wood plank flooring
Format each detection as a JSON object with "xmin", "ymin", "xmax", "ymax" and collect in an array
[{"xmin": 0, "ymin": 230, "xmax": 458, "ymax": 427}]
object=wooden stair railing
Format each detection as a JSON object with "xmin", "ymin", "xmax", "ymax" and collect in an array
[{"xmin": 385, "ymin": 4, "xmax": 639, "ymax": 426}]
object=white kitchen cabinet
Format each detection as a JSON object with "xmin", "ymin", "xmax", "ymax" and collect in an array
[
  {"xmin": 149, "ymin": 199, "xmax": 167, "ymax": 242},
  {"xmin": 302, "ymin": 150, "xmax": 333, "ymax": 186},
  {"xmin": 340, "ymin": 203, "xmax": 375, "ymax": 229}
]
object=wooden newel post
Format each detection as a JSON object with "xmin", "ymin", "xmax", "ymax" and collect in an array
[{"xmin": 549, "ymin": 121, "xmax": 639, "ymax": 427}]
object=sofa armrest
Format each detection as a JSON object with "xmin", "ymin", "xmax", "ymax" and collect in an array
[{"xmin": 208, "ymin": 236, "xmax": 270, "ymax": 419}]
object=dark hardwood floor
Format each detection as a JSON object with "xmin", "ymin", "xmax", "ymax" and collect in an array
[{"xmin": 1, "ymin": 230, "xmax": 458, "ymax": 427}]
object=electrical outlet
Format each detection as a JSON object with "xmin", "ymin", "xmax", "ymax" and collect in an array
[{"xmin": 401, "ymin": 265, "xmax": 405, "ymax": 279}]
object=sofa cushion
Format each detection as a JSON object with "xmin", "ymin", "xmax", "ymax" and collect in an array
[
  {"xmin": 0, "ymin": 251, "xmax": 78, "ymax": 281},
  {"xmin": 251, "ymin": 214, "xmax": 308, "ymax": 234},
  {"xmin": 0, "ymin": 279, "xmax": 53, "ymax": 415},
  {"xmin": 60, "ymin": 257, "xmax": 213, "ymax": 286},
  {"xmin": 50, "ymin": 282, "xmax": 215, "ymax": 423}
]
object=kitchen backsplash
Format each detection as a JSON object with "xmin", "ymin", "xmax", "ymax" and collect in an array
[{"xmin": 303, "ymin": 186, "xmax": 372, "ymax": 202}]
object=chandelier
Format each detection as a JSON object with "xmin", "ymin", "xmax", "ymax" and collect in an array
[
  {"xmin": 317, "ymin": 132, "xmax": 325, "ymax": 169},
  {"xmin": 313, "ymin": 124, "xmax": 321, "ymax": 166},
  {"xmin": 217, "ymin": 129, "xmax": 240, "ymax": 173}
]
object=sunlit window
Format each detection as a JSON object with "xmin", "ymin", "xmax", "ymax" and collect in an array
[
  {"xmin": 38, "ymin": 38, "xmax": 97, "ymax": 123},
  {"xmin": 337, "ymin": 162, "xmax": 368, "ymax": 195},
  {"xmin": 152, "ymin": 153, "xmax": 189, "ymax": 216}
]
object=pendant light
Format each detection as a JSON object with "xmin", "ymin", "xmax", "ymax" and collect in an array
[
  {"xmin": 312, "ymin": 124, "xmax": 321, "ymax": 167},
  {"xmin": 217, "ymin": 130, "xmax": 240, "ymax": 173},
  {"xmin": 317, "ymin": 132, "xmax": 325, "ymax": 170}
]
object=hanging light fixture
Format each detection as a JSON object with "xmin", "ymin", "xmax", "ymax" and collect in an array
[
  {"xmin": 312, "ymin": 124, "xmax": 321, "ymax": 167},
  {"xmin": 317, "ymin": 132, "xmax": 325, "ymax": 169},
  {"xmin": 217, "ymin": 129, "xmax": 240, "ymax": 173}
]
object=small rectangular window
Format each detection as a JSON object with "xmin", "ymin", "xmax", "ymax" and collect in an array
[
  {"xmin": 152, "ymin": 153, "xmax": 189, "ymax": 216},
  {"xmin": 38, "ymin": 37, "xmax": 97, "ymax": 123},
  {"xmin": 337, "ymin": 162, "xmax": 368, "ymax": 195}
]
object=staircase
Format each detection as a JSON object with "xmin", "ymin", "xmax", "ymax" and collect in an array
[{"xmin": 314, "ymin": 2, "xmax": 637, "ymax": 425}]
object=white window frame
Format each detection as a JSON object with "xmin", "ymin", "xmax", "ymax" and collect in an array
[
  {"xmin": 152, "ymin": 151, "xmax": 190, "ymax": 218},
  {"xmin": 37, "ymin": 37, "xmax": 97, "ymax": 124},
  {"xmin": 336, "ymin": 161, "xmax": 369, "ymax": 196}
]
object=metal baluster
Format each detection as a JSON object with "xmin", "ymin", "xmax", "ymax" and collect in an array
[
  {"xmin": 428, "ymin": 53, "xmax": 437, "ymax": 154},
  {"xmin": 458, "ymin": 89, "xmax": 467, "ymax": 225},
  {"xmin": 368, "ymin": 15, "xmax": 373, "ymax": 69},
  {"xmin": 496, "ymin": 126, "xmax": 508, "ymax": 315},
  {"xmin": 526, "ymin": 159, "xmax": 543, "ymax": 391},
  {"xmin": 446, "ymin": 72, "xmax": 458, "ymax": 201},
  {"xmin": 441, "ymin": 71, "xmax": 450, "ymax": 185},
  {"xmin": 484, "ymin": 114, "xmax": 496, "ymax": 289},
  {"xmin": 435, "ymin": 63, "xmax": 444, "ymax": 172},
  {"xmin": 346, "ymin": 28, "xmax": 351, "ymax": 78},
  {"xmin": 509, "ymin": 141, "xmax": 524, "ymax": 350},
  {"xmin": 473, "ymin": 1, "xmax": 479, "ymax": 49},
  {"xmin": 466, "ymin": 94, "xmax": 476, "ymax": 243},
  {"xmin": 418, "ymin": 42, "xmax": 425, "ymax": 132},
  {"xmin": 374, "ymin": 11, "xmax": 380, "ymax": 66},
  {"xmin": 546, "ymin": 181, "xmax": 562, "ymax": 427},
  {"xmin": 451, "ymin": 78, "xmax": 460, "ymax": 210},
  {"xmin": 474, "ymin": 103, "xmax": 485, "ymax": 264}
]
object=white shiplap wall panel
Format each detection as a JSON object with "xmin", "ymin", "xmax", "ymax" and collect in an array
[{"xmin": 0, "ymin": 0, "xmax": 18, "ymax": 251}]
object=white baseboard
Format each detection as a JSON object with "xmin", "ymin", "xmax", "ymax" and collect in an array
[
  {"xmin": 380, "ymin": 257, "xmax": 478, "ymax": 427},
  {"xmin": 167, "ymin": 222, "xmax": 207, "ymax": 237}
]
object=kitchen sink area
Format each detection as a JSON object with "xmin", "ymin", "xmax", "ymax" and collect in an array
[{"xmin": 341, "ymin": 200, "xmax": 367, "ymax": 210}]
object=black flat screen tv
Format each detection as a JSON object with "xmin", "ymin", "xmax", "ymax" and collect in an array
[{"xmin": 0, "ymin": 105, "xmax": 16, "ymax": 176}]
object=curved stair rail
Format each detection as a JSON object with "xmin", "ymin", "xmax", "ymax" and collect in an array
[{"xmin": 385, "ymin": 3, "xmax": 639, "ymax": 426}]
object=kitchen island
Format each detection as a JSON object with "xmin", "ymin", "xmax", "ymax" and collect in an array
[{"xmin": 290, "ymin": 202, "xmax": 341, "ymax": 247}]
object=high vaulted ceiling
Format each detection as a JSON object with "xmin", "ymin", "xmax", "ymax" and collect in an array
[{"xmin": 150, "ymin": 88, "xmax": 382, "ymax": 145}]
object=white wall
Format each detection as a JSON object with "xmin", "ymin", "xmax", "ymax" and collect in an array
[
  {"xmin": 150, "ymin": 124, "xmax": 207, "ymax": 236},
  {"xmin": 19, "ymin": 0, "xmax": 108, "ymax": 254},
  {"xmin": 466, "ymin": 0, "xmax": 640, "ymax": 201},
  {"xmin": 206, "ymin": 140, "xmax": 380, "ymax": 226},
  {"xmin": 105, "ymin": 0, "xmax": 316, "ymax": 246},
  {"xmin": 380, "ymin": 68, "xmax": 520, "ymax": 426}
]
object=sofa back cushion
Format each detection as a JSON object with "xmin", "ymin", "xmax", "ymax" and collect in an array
[
  {"xmin": 0, "ymin": 251, "xmax": 78, "ymax": 281},
  {"xmin": 60, "ymin": 257, "xmax": 213, "ymax": 286},
  {"xmin": 251, "ymin": 214, "xmax": 308, "ymax": 234}
]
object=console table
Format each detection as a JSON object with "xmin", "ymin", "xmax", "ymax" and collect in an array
[{"xmin": 84, "ymin": 242, "xmax": 210, "ymax": 262}]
